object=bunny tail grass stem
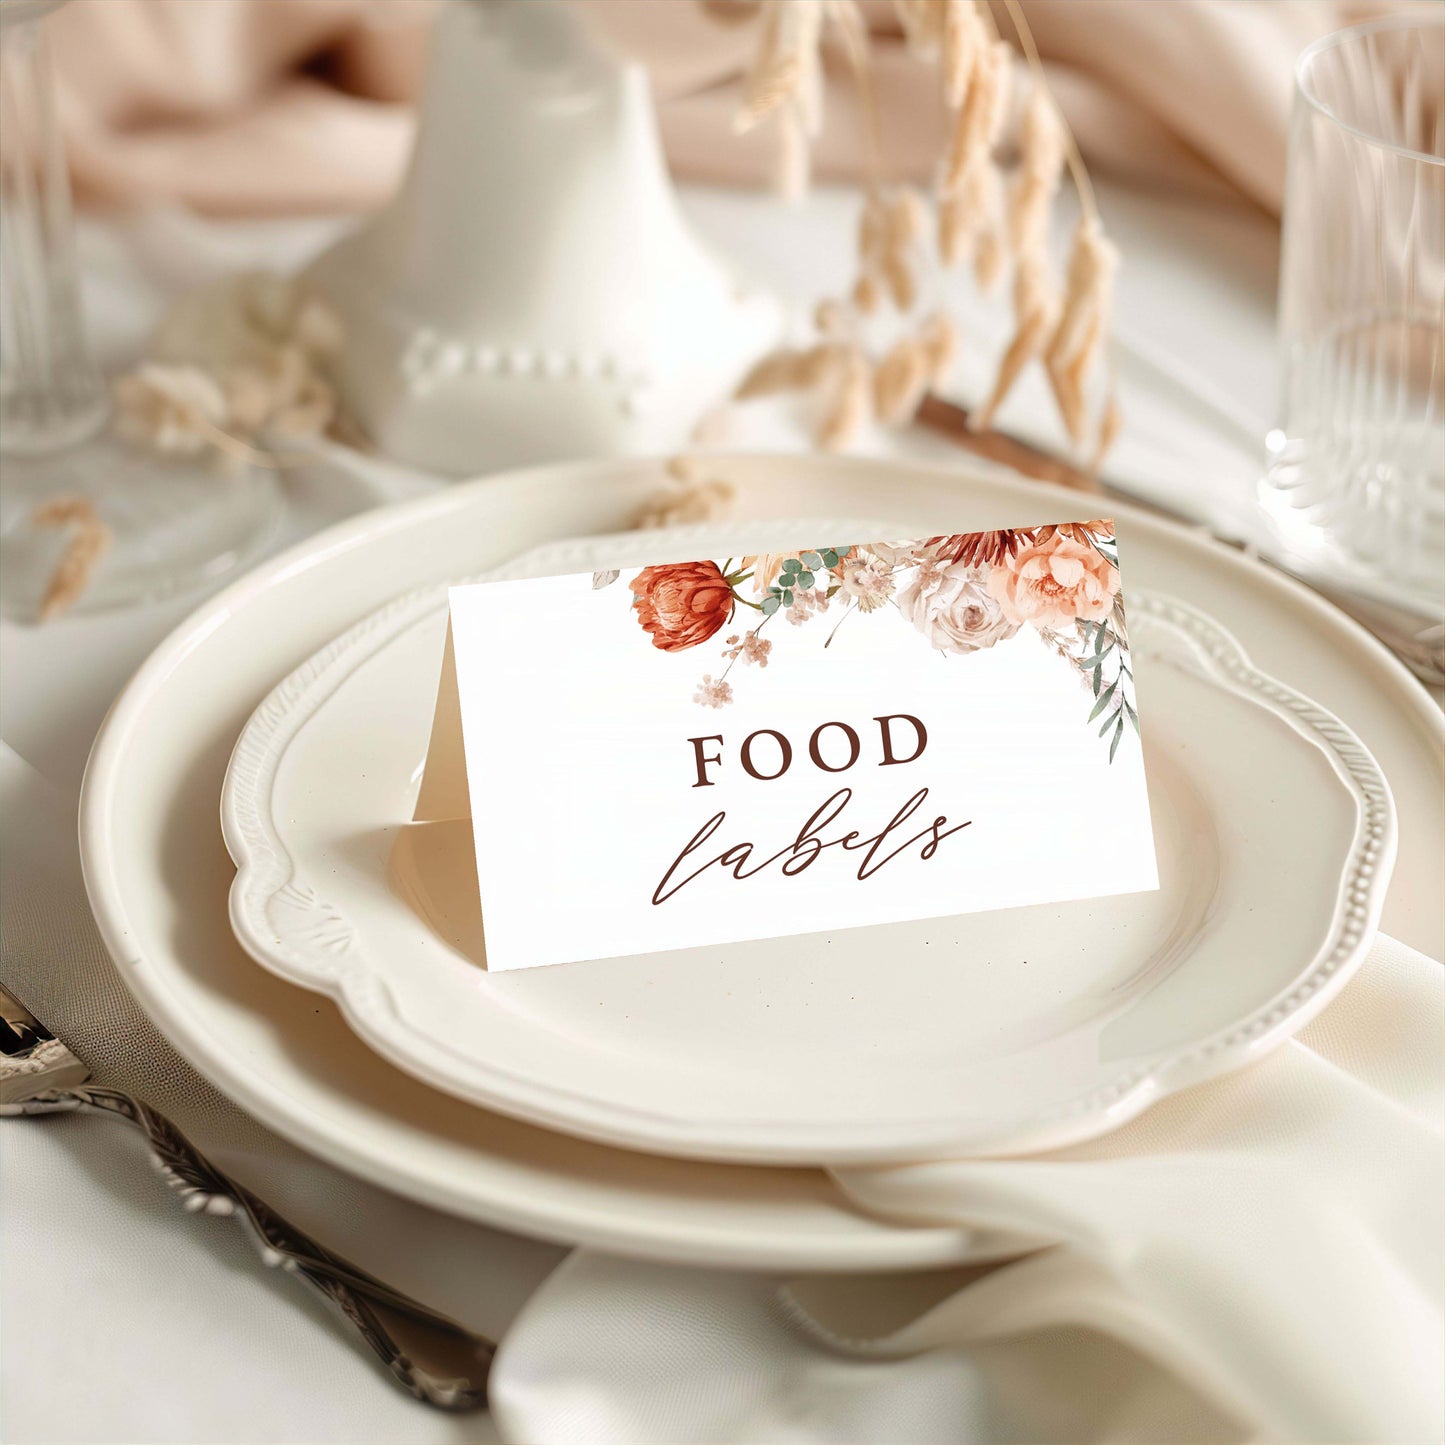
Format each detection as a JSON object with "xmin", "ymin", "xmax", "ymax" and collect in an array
[{"xmin": 997, "ymin": 0, "xmax": 1098, "ymax": 225}]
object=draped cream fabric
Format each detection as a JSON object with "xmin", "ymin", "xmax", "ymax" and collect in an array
[
  {"xmin": 490, "ymin": 933, "xmax": 1445, "ymax": 1443},
  {"xmin": 44, "ymin": 0, "xmax": 1414, "ymax": 218}
]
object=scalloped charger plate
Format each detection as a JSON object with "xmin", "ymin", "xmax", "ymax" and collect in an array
[{"xmin": 220, "ymin": 520, "xmax": 1396, "ymax": 1165}]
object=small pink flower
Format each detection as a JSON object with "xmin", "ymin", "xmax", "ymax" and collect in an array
[
  {"xmin": 693, "ymin": 674, "xmax": 734, "ymax": 708},
  {"xmin": 724, "ymin": 630, "xmax": 772, "ymax": 667},
  {"xmin": 987, "ymin": 532, "xmax": 1119, "ymax": 630},
  {"xmin": 785, "ymin": 588, "xmax": 830, "ymax": 626}
]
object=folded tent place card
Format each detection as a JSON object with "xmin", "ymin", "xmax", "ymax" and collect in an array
[{"xmin": 412, "ymin": 523, "xmax": 1158, "ymax": 971}]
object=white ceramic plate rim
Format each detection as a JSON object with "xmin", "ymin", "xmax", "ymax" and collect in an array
[
  {"xmin": 77, "ymin": 454, "xmax": 1431, "ymax": 1263},
  {"xmin": 219, "ymin": 523, "xmax": 1398, "ymax": 1162}
]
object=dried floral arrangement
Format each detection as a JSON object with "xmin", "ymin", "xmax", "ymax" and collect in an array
[
  {"xmin": 113, "ymin": 272, "xmax": 346, "ymax": 468},
  {"xmin": 31, "ymin": 273, "xmax": 347, "ymax": 620},
  {"xmin": 601, "ymin": 520, "xmax": 1136, "ymax": 760},
  {"xmin": 30, "ymin": 496, "xmax": 112, "ymax": 622},
  {"xmin": 714, "ymin": 0, "xmax": 1120, "ymax": 463}
]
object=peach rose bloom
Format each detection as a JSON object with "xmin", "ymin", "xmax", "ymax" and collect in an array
[
  {"xmin": 987, "ymin": 533, "xmax": 1120, "ymax": 630},
  {"xmin": 630, "ymin": 561, "xmax": 734, "ymax": 652}
]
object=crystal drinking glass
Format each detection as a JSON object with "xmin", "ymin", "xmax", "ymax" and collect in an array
[
  {"xmin": 1261, "ymin": 15, "xmax": 1444, "ymax": 623},
  {"xmin": 0, "ymin": 0, "xmax": 279, "ymax": 619}
]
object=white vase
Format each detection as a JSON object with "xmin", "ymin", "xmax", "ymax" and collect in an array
[{"xmin": 308, "ymin": 0, "xmax": 780, "ymax": 477}]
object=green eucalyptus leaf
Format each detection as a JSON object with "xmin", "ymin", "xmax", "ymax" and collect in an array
[
  {"xmin": 781, "ymin": 589, "xmax": 794, "ymax": 606},
  {"xmin": 782, "ymin": 558, "xmax": 802, "ymax": 574},
  {"xmin": 801, "ymin": 551, "xmax": 823, "ymax": 570},
  {"xmin": 821, "ymin": 549, "xmax": 839, "ymax": 567},
  {"xmin": 760, "ymin": 595, "xmax": 781, "ymax": 615},
  {"xmin": 1088, "ymin": 678, "xmax": 1119, "ymax": 722},
  {"xmin": 797, "ymin": 570, "xmax": 815, "ymax": 588}
]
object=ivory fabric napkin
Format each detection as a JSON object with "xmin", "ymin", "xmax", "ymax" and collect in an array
[
  {"xmin": 490, "ymin": 933, "xmax": 1445, "ymax": 1445},
  {"xmin": 46, "ymin": 0, "xmax": 1415, "ymax": 218}
]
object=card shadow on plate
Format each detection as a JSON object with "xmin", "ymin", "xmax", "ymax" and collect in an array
[{"xmin": 387, "ymin": 817, "xmax": 489, "ymax": 970}]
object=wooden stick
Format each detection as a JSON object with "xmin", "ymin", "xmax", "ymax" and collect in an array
[{"xmin": 915, "ymin": 391, "xmax": 1103, "ymax": 495}]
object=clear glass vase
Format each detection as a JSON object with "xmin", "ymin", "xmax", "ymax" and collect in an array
[
  {"xmin": 0, "ymin": 2, "xmax": 279, "ymax": 621},
  {"xmin": 1260, "ymin": 16, "xmax": 1444, "ymax": 621}
]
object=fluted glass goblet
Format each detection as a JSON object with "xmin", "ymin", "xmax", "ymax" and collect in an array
[{"xmin": 1260, "ymin": 16, "xmax": 1444, "ymax": 623}]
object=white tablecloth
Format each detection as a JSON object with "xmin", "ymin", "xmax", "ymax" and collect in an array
[{"xmin": 3, "ymin": 182, "xmax": 1439, "ymax": 1444}]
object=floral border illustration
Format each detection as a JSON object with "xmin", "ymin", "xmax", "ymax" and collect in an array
[{"xmin": 598, "ymin": 522, "xmax": 1137, "ymax": 760}]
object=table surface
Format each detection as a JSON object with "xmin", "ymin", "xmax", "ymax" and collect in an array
[{"xmin": 1, "ymin": 179, "xmax": 1426, "ymax": 1445}]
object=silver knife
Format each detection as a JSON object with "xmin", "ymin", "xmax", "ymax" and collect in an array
[{"xmin": 0, "ymin": 982, "xmax": 494, "ymax": 1411}]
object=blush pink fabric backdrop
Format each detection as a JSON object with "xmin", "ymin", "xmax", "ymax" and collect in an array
[{"xmin": 44, "ymin": 0, "xmax": 1415, "ymax": 217}]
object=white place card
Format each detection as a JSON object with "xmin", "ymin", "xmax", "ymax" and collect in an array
[{"xmin": 414, "ymin": 524, "xmax": 1158, "ymax": 970}]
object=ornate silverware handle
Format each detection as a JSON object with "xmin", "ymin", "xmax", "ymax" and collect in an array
[{"xmin": 1, "ymin": 990, "xmax": 493, "ymax": 1411}]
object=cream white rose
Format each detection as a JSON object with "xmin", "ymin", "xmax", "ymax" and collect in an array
[{"xmin": 897, "ymin": 559, "xmax": 1020, "ymax": 653}]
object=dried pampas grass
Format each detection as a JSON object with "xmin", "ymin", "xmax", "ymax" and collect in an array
[
  {"xmin": 870, "ymin": 310, "xmax": 958, "ymax": 425},
  {"xmin": 1044, "ymin": 216, "xmax": 1118, "ymax": 443},
  {"xmin": 113, "ymin": 274, "xmax": 345, "ymax": 469},
  {"xmin": 735, "ymin": 0, "xmax": 822, "ymax": 132},
  {"xmin": 735, "ymin": 343, "xmax": 842, "ymax": 399},
  {"xmin": 895, "ymin": 0, "xmax": 986, "ymax": 115},
  {"xmin": 731, "ymin": 307, "xmax": 957, "ymax": 450},
  {"xmin": 972, "ymin": 249, "xmax": 1057, "ymax": 429},
  {"xmin": 113, "ymin": 365, "xmax": 228, "ymax": 458},
  {"xmin": 942, "ymin": 38, "xmax": 1011, "ymax": 194},
  {"xmin": 1049, "ymin": 217, "xmax": 1118, "ymax": 381},
  {"xmin": 734, "ymin": 0, "xmax": 825, "ymax": 199},
  {"xmin": 872, "ymin": 335, "xmax": 930, "ymax": 424},
  {"xmin": 855, "ymin": 188, "xmax": 926, "ymax": 314},
  {"xmin": 634, "ymin": 458, "xmax": 740, "ymax": 529},
  {"xmin": 819, "ymin": 345, "xmax": 872, "ymax": 450},
  {"xmin": 917, "ymin": 312, "xmax": 959, "ymax": 383},
  {"xmin": 703, "ymin": 0, "xmax": 1122, "ymax": 460},
  {"xmin": 941, "ymin": 0, "xmax": 985, "ymax": 107},
  {"xmin": 893, "ymin": 0, "xmax": 947, "ymax": 53},
  {"xmin": 32, "ymin": 497, "xmax": 113, "ymax": 623},
  {"xmin": 1090, "ymin": 394, "xmax": 1123, "ymax": 475},
  {"xmin": 938, "ymin": 159, "xmax": 1001, "ymax": 277},
  {"xmin": 1009, "ymin": 89, "xmax": 1066, "ymax": 256}
]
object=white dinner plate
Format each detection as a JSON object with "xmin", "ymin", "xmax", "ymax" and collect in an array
[
  {"xmin": 81, "ymin": 456, "xmax": 1444, "ymax": 1263},
  {"xmin": 220, "ymin": 521, "xmax": 1394, "ymax": 1163}
]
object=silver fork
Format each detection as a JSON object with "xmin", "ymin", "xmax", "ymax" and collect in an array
[{"xmin": 0, "ymin": 982, "xmax": 494, "ymax": 1411}]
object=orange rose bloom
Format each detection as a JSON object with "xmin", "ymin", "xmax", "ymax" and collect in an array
[
  {"xmin": 630, "ymin": 561, "xmax": 734, "ymax": 652},
  {"xmin": 987, "ymin": 533, "xmax": 1119, "ymax": 630}
]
